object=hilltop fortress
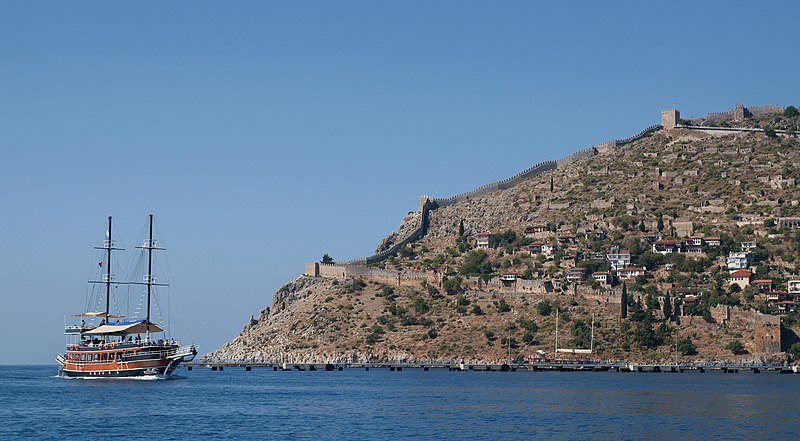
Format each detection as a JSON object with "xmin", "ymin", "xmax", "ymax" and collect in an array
[
  {"xmin": 208, "ymin": 102, "xmax": 800, "ymax": 365},
  {"xmin": 307, "ymin": 103, "xmax": 787, "ymax": 273}
]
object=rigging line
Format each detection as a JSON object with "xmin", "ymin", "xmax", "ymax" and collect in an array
[
  {"xmin": 152, "ymin": 220, "xmax": 177, "ymax": 339},
  {"xmin": 111, "ymin": 222, "xmax": 130, "ymax": 289},
  {"xmin": 161, "ymin": 247, "xmax": 194, "ymax": 343},
  {"xmin": 82, "ymin": 228, "xmax": 106, "ymax": 313},
  {"xmin": 152, "ymin": 288, "xmax": 166, "ymax": 327}
]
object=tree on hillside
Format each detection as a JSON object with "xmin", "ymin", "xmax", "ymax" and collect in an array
[
  {"xmin": 785, "ymin": 105, "xmax": 799, "ymax": 117},
  {"xmin": 322, "ymin": 254, "xmax": 334, "ymax": 264},
  {"xmin": 442, "ymin": 276, "xmax": 463, "ymax": 295},
  {"xmin": 621, "ymin": 283, "xmax": 628, "ymax": 319},
  {"xmin": 633, "ymin": 319, "xmax": 661, "ymax": 349},
  {"xmin": 657, "ymin": 217, "xmax": 664, "ymax": 232},
  {"xmin": 662, "ymin": 295, "xmax": 672, "ymax": 320},
  {"xmin": 677, "ymin": 337, "xmax": 697, "ymax": 355},
  {"xmin": 789, "ymin": 342, "xmax": 800, "ymax": 361},
  {"xmin": 459, "ymin": 250, "xmax": 493, "ymax": 277},
  {"xmin": 536, "ymin": 299, "xmax": 552, "ymax": 316},
  {"xmin": 501, "ymin": 229, "xmax": 517, "ymax": 244},
  {"xmin": 571, "ymin": 319, "xmax": 591, "ymax": 348},
  {"xmin": 414, "ymin": 297, "xmax": 429, "ymax": 314},
  {"xmin": 458, "ymin": 219, "xmax": 465, "ymax": 237},
  {"xmin": 726, "ymin": 340, "xmax": 747, "ymax": 355},
  {"xmin": 550, "ymin": 175, "xmax": 554, "ymax": 192}
]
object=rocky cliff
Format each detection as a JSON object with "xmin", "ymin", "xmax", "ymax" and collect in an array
[{"xmin": 205, "ymin": 108, "xmax": 800, "ymax": 365}]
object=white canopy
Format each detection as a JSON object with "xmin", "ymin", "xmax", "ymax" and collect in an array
[{"xmin": 84, "ymin": 320, "xmax": 164, "ymax": 335}]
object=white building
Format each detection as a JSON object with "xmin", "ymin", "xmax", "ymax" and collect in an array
[
  {"xmin": 727, "ymin": 252, "xmax": 752, "ymax": 270},
  {"xmin": 541, "ymin": 243, "xmax": 558, "ymax": 257},
  {"xmin": 606, "ymin": 247, "xmax": 631, "ymax": 271},
  {"xmin": 593, "ymin": 272, "xmax": 614, "ymax": 286},
  {"xmin": 617, "ymin": 267, "xmax": 645, "ymax": 280},
  {"xmin": 741, "ymin": 241, "xmax": 758, "ymax": 251},
  {"xmin": 476, "ymin": 232, "xmax": 492, "ymax": 249}
]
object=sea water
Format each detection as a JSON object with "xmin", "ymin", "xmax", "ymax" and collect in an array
[{"xmin": 1, "ymin": 365, "xmax": 799, "ymax": 440}]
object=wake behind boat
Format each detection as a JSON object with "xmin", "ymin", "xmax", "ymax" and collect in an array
[{"xmin": 56, "ymin": 215, "xmax": 196, "ymax": 379}]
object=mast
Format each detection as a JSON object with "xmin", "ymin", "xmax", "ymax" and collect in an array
[
  {"xmin": 146, "ymin": 214, "xmax": 153, "ymax": 334},
  {"xmin": 133, "ymin": 214, "xmax": 166, "ymax": 338},
  {"xmin": 105, "ymin": 216, "xmax": 112, "ymax": 321},
  {"xmin": 555, "ymin": 308, "xmax": 559, "ymax": 354},
  {"xmin": 90, "ymin": 216, "xmax": 124, "ymax": 326}
]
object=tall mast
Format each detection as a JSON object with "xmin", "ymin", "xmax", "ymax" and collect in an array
[
  {"xmin": 146, "ymin": 214, "xmax": 153, "ymax": 334},
  {"xmin": 91, "ymin": 216, "xmax": 124, "ymax": 324},
  {"xmin": 105, "ymin": 216, "xmax": 112, "ymax": 321},
  {"xmin": 133, "ymin": 214, "xmax": 166, "ymax": 339}
]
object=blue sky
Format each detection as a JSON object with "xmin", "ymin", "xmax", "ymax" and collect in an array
[{"xmin": 1, "ymin": 1, "xmax": 797, "ymax": 364}]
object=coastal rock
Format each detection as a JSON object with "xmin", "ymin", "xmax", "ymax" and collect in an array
[{"xmin": 207, "ymin": 115, "xmax": 800, "ymax": 365}]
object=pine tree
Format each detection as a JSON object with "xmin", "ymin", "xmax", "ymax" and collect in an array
[
  {"xmin": 550, "ymin": 176, "xmax": 554, "ymax": 192},
  {"xmin": 621, "ymin": 283, "xmax": 628, "ymax": 319},
  {"xmin": 662, "ymin": 295, "xmax": 672, "ymax": 320},
  {"xmin": 657, "ymin": 217, "xmax": 664, "ymax": 232},
  {"xmin": 458, "ymin": 219, "xmax": 465, "ymax": 237}
]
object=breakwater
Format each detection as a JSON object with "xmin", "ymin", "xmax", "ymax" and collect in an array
[{"xmin": 189, "ymin": 360, "xmax": 800, "ymax": 374}]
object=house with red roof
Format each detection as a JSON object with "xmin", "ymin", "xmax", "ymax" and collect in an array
[
  {"xmin": 617, "ymin": 267, "xmax": 645, "ymax": 280},
  {"xmin": 751, "ymin": 279, "xmax": 773, "ymax": 294},
  {"xmin": 728, "ymin": 269, "xmax": 751, "ymax": 289},
  {"xmin": 476, "ymin": 232, "xmax": 492, "ymax": 249}
]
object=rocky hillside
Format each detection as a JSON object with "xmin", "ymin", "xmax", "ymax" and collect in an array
[{"xmin": 206, "ymin": 107, "xmax": 800, "ymax": 365}]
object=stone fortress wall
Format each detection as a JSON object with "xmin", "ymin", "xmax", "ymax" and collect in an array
[
  {"xmin": 307, "ymin": 104, "xmax": 783, "ymax": 278},
  {"xmin": 320, "ymin": 122, "xmax": 663, "ymax": 269},
  {"xmin": 433, "ymin": 161, "xmax": 558, "ymax": 209},
  {"xmin": 298, "ymin": 104, "xmax": 787, "ymax": 355},
  {"xmin": 704, "ymin": 103, "xmax": 784, "ymax": 124},
  {"xmin": 673, "ymin": 103, "xmax": 791, "ymax": 136}
]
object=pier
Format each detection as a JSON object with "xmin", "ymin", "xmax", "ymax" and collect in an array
[{"xmin": 187, "ymin": 361, "xmax": 800, "ymax": 374}]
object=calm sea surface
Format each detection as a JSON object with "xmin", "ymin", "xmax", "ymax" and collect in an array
[{"xmin": 2, "ymin": 365, "xmax": 799, "ymax": 440}]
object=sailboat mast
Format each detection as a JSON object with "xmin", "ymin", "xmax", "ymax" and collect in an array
[
  {"xmin": 105, "ymin": 216, "xmax": 112, "ymax": 321},
  {"xmin": 146, "ymin": 214, "xmax": 153, "ymax": 334}
]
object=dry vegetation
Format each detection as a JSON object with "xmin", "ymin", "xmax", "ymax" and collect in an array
[{"xmin": 206, "ymin": 117, "xmax": 800, "ymax": 364}]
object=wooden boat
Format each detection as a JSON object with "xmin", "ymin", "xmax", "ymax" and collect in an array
[{"xmin": 56, "ymin": 215, "xmax": 196, "ymax": 379}]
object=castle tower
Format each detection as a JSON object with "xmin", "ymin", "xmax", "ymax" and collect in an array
[
  {"xmin": 732, "ymin": 103, "xmax": 747, "ymax": 122},
  {"xmin": 661, "ymin": 109, "xmax": 680, "ymax": 130},
  {"xmin": 418, "ymin": 195, "xmax": 432, "ymax": 212}
]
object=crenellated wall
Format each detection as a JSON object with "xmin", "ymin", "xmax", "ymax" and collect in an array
[
  {"xmin": 433, "ymin": 161, "xmax": 558, "ymax": 208},
  {"xmin": 556, "ymin": 147, "xmax": 597, "ymax": 168},
  {"xmin": 702, "ymin": 103, "xmax": 784, "ymax": 123},
  {"xmin": 306, "ymin": 262, "xmax": 442, "ymax": 288},
  {"xmin": 310, "ymin": 120, "xmax": 662, "ymax": 269}
]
